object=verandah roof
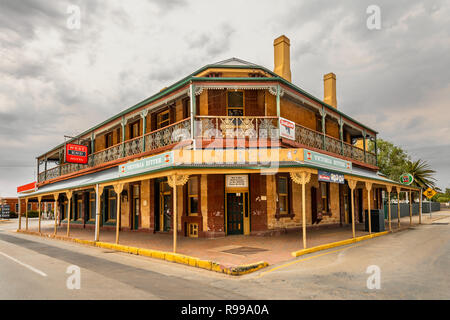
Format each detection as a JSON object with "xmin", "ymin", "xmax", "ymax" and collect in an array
[{"xmin": 21, "ymin": 160, "xmax": 419, "ymax": 199}]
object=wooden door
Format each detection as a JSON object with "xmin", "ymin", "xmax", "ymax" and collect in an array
[{"xmin": 226, "ymin": 192, "xmax": 244, "ymax": 235}]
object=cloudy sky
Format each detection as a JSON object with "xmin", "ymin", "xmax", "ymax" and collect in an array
[{"xmin": 0, "ymin": 0, "xmax": 449, "ymax": 196}]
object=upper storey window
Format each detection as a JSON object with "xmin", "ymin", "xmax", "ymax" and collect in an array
[
  {"xmin": 157, "ymin": 109, "xmax": 170, "ymax": 129},
  {"xmin": 206, "ymin": 72, "xmax": 222, "ymax": 77},
  {"xmin": 227, "ymin": 91, "xmax": 244, "ymax": 116}
]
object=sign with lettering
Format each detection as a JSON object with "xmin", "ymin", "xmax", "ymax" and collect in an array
[
  {"xmin": 118, "ymin": 151, "xmax": 173, "ymax": 177},
  {"xmin": 226, "ymin": 175, "xmax": 249, "ymax": 189},
  {"xmin": 0, "ymin": 204, "xmax": 10, "ymax": 218},
  {"xmin": 304, "ymin": 149, "xmax": 352, "ymax": 171},
  {"xmin": 400, "ymin": 173, "xmax": 414, "ymax": 185},
  {"xmin": 318, "ymin": 170, "xmax": 345, "ymax": 184},
  {"xmin": 66, "ymin": 143, "xmax": 88, "ymax": 164},
  {"xmin": 279, "ymin": 117, "xmax": 296, "ymax": 140}
]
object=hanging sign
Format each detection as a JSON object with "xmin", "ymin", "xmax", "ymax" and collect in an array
[
  {"xmin": 279, "ymin": 117, "xmax": 296, "ymax": 140},
  {"xmin": 423, "ymin": 187, "xmax": 437, "ymax": 199},
  {"xmin": 304, "ymin": 149, "xmax": 352, "ymax": 171},
  {"xmin": 118, "ymin": 151, "xmax": 173, "ymax": 177},
  {"xmin": 65, "ymin": 143, "xmax": 88, "ymax": 164},
  {"xmin": 226, "ymin": 175, "xmax": 249, "ymax": 189},
  {"xmin": 318, "ymin": 170, "xmax": 345, "ymax": 184},
  {"xmin": 400, "ymin": 173, "xmax": 414, "ymax": 185}
]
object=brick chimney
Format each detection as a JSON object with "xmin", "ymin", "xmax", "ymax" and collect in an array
[
  {"xmin": 323, "ymin": 72, "xmax": 337, "ymax": 108},
  {"xmin": 273, "ymin": 35, "xmax": 291, "ymax": 82}
]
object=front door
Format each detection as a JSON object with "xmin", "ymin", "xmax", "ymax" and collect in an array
[
  {"xmin": 159, "ymin": 181, "xmax": 172, "ymax": 232},
  {"xmin": 131, "ymin": 184, "xmax": 140, "ymax": 230},
  {"xmin": 226, "ymin": 192, "xmax": 245, "ymax": 235}
]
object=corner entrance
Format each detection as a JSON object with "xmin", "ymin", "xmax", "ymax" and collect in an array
[{"xmin": 225, "ymin": 175, "xmax": 250, "ymax": 236}]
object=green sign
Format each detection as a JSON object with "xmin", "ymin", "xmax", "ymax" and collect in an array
[
  {"xmin": 118, "ymin": 151, "xmax": 173, "ymax": 177},
  {"xmin": 400, "ymin": 173, "xmax": 414, "ymax": 185},
  {"xmin": 304, "ymin": 149, "xmax": 352, "ymax": 171}
]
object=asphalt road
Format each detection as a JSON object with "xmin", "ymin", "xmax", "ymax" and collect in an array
[{"xmin": 0, "ymin": 215, "xmax": 449, "ymax": 300}]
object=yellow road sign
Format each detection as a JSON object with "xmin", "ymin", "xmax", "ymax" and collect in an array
[{"xmin": 423, "ymin": 188, "xmax": 437, "ymax": 199}]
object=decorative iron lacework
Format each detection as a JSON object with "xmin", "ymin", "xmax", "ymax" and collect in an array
[
  {"xmin": 325, "ymin": 136, "xmax": 342, "ymax": 155},
  {"xmin": 196, "ymin": 116, "xmax": 278, "ymax": 139},
  {"xmin": 124, "ymin": 138, "xmax": 143, "ymax": 157},
  {"xmin": 295, "ymin": 125, "xmax": 323, "ymax": 150},
  {"xmin": 145, "ymin": 118, "xmax": 191, "ymax": 150}
]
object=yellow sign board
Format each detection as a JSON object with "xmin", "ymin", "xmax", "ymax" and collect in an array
[{"xmin": 423, "ymin": 188, "xmax": 437, "ymax": 199}]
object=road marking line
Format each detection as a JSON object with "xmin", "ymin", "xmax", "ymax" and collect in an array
[
  {"xmin": 256, "ymin": 244, "xmax": 359, "ymax": 278},
  {"xmin": 0, "ymin": 251, "xmax": 47, "ymax": 277}
]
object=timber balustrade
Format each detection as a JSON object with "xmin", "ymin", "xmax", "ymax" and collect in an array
[{"xmin": 37, "ymin": 116, "xmax": 376, "ymax": 183}]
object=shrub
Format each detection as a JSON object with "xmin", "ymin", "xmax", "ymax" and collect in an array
[{"xmin": 25, "ymin": 210, "xmax": 39, "ymax": 218}]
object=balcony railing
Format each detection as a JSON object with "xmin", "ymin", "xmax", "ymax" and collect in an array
[
  {"xmin": 38, "ymin": 118, "xmax": 192, "ymax": 183},
  {"xmin": 37, "ymin": 116, "xmax": 377, "ymax": 183},
  {"xmin": 195, "ymin": 116, "xmax": 279, "ymax": 139}
]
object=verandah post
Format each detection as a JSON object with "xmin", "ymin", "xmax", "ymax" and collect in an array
[{"xmin": 386, "ymin": 185, "xmax": 392, "ymax": 231}]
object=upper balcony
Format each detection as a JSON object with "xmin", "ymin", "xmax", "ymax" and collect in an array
[{"xmin": 37, "ymin": 115, "xmax": 377, "ymax": 184}]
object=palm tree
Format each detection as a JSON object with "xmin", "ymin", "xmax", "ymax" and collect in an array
[{"xmin": 405, "ymin": 159, "xmax": 437, "ymax": 189}]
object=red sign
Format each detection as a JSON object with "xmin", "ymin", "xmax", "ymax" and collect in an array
[
  {"xmin": 17, "ymin": 181, "xmax": 36, "ymax": 193},
  {"xmin": 66, "ymin": 143, "xmax": 88, "ymax": 164}
]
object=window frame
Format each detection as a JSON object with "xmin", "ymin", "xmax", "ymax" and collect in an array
[
  {"xmin": 156, "ymin": 109, "xmax": 170, "ymax": 129},
  {"xmin": 105, "ymin": 132, "xmax": 114, "ymax": 148},
  {"xmin": 226, "ymin": 90, "xmax": 245, "ymax": 117},
  {"xmin": 129, "ymin": 120, "xmax": 140, "ymax": 140},
  {"xmin": 187, "ymin": 176, "xmax": 199, "ymax": 216},
  {"xmin": 275, "ymin": 174, "xmax": 294, "ymax": 219},
  {"xmin": 106, "ymin": 188, "xmax": 117, "ymax": 222},
  {"xmin": 89, "ymin": 191, "xmax": 96, "ymax": 221},
  {"xmin": 278, "ymin": 176, "xmax": 289, "ymax": 215},
  {"xmin": 319, "ymin": 181, "xmax": 331, "ymax": 215}
]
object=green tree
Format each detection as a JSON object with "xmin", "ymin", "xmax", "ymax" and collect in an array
[
  {"xmin": 405, "ymin": 159, "xmax": 437, "ymax": 189},
  {"xmin": 369, "ymin": 138, "xmax": 410, "ymax": 182}
]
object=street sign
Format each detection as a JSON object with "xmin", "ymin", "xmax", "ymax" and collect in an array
[
  {"xmin": 400, "ymin": 173, "xmax": 414, "ymax": 185},
  {"xmin": 423, "ymin": 187, "xmax": 437, "ymax": 199}
]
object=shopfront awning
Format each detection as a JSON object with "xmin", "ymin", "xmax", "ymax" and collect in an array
[{"xmin": 21, "ymin": 167, "xmax": 120, "ymax": 198}]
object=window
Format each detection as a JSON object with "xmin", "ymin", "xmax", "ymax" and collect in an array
[
  {"xmin": 206, "ymin": 72, "xmax": 222, "ymax": 78},
  {"xmin": 105, "ymin": 132, "xmax": 113, "ymax": 148},
  {"xmin": 320, "ymin": 182, "xmax": 330, "ymax": 213},
  {"xmin": 248, "ymin": 72, "xmax": 264, "ymax": 78},
  {"xmin": 89, "ymin": 192, "xmax": 96, "ymax": 221},
  {"xmin": 27, "ymin": 203, "xmax": 31, "ymax": 211},
  {"xmin": 107, "ymin": 189, "xmax": 117, "ymax": 221},
  {"xmin": 156, "ymin": 110, "xmax": 170, "ymax": 129},
  {"xmin": 278, "ymin": 176, "xmax": 289, "ymax": 214},
  {"xmin": 77, "ymin": 196, "xmax": 83, "ymax": 221},
  {"xmin": 15, "ymin": 203, "xmax": 19, "ymax": 212},
  {"xmin": 227, "ymin": 91, "xmax": 244, "ymax": 116},
  {"xmin": 187, "ymin": 176, "xmax": 199, "ymax": 215},
  {"xmin": 129, "ymin": 120, "xmax": 140, "ymax": 139},
  {"xmin": 116, "ymin": 127, "xmax": 121, "ymax": 144}
]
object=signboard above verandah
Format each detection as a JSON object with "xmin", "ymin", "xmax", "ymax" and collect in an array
[
  {"xmin": 118, "ymin": 151, "xmax": 174, "ymax": 177},
  {"xmin": 303, "ymin": 149, "xmax": 352, "ymax": 172}
]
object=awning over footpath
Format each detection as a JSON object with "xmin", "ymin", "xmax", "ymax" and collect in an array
[
  {"xmin": 22, "ymin": 166, "xmax": 119, "ymax": 198},
  {"xmin": 22, "ymin": 158, "xmax": 418, "ymax": 199}
]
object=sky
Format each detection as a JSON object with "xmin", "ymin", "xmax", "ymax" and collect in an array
[{"xmin": 0, "ymin": 0, "xmax": 449, "ymax": 197}]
